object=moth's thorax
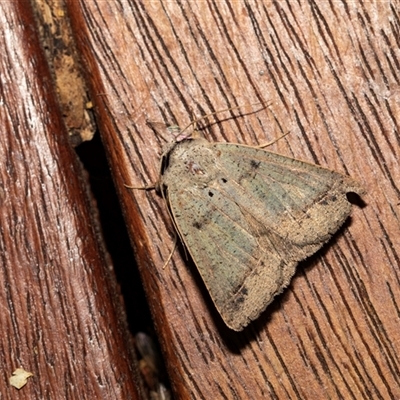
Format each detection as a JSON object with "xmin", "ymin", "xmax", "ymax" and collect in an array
[{"xmin": 161, "ymin": 138, "xmax": 219, "ymax": 188}]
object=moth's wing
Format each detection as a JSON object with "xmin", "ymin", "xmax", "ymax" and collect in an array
[{"xmin": 166, "ymin": 143, "xmax": 364, "ymax": 331}]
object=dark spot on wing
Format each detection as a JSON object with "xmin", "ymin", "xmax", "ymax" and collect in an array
[
  {"xmin": 193, "ymin": 221, "xmax": 202, "ymax": 229},
  {"xmin": 238, "ymin": 159, "xmax": 260, "ymax": 183},
  {"xmin": 232, "ymin": 286, "xmax": 249, "ymax": 307},
  {"xmin": 321, "ymin": 194, "xmax": 337, "ymax": 205},
  {"xmin": 250, "ymin": 160, "xmax": 261, "ymax": 169},
  {"xmin": 239, "ymin": 286, "xmax": 248, "ymax": 296}
]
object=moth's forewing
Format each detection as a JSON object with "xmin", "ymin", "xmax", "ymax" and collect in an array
[{"xmin": 161, "ymin": 138, "xmax": 364, "ymax": 331}]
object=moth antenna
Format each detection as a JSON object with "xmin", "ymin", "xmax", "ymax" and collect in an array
[{"xmin": 178, "ymin": 101, "xmax": 271, "ymax": 138}]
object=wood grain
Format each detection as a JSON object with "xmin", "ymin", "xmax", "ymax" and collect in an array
[
  {"xmin": 0, "ymin": 2, "xmax": 141, "ymax": 399},
  {"xmin": 68, "ymin": 1, "xmax": 400, "ymax": 399}
]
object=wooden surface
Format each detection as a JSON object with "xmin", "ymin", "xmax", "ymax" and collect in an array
[
  {"xmin": 0, "ymin": 2, "xmax": 141, "ymax": 399},
  {"xmin": 68, "ymin": 1, "xmax": 399, "ymax": 399}
]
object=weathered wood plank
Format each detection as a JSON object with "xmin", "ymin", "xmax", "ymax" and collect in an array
[
  {"xmin": 68, "ymin": 1, "xmax": 400, "ymax": 399},
  {"xmin": 0, "ymin": 1, "xmax": 141, "ymax": 399}
]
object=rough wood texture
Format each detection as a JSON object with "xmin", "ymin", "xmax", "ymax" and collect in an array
[
  {"xmin": 32, "ymin": 0, "xmax": 96, "ymax": 144},
  {"xmin": 68, "ymin": 1, "xmax": 400, "ymax": 399},
  {"xmin": 0, "ymin": 2, "xmax": 141, "ymax": 399}
]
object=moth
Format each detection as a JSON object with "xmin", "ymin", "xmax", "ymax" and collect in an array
[{"xmin": 139, "ymin": 123, "xmax": 364, "ymax": 331}]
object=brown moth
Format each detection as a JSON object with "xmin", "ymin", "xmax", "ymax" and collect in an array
[{"xmin": 151, "ymin": 131, "xmax": 364, "ymax": 331}]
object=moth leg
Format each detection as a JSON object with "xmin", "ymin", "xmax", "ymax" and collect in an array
[
  {"xmin": 163, "ymin": 234, "xmax": 178, "ymax": 269},
  {"xmin": 124, "ymin": 183, "xmax": 156, "ymax": 190},
  {"xmin": 256, "ymin": 131, "xmax": 291, "ymax": 149}
]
